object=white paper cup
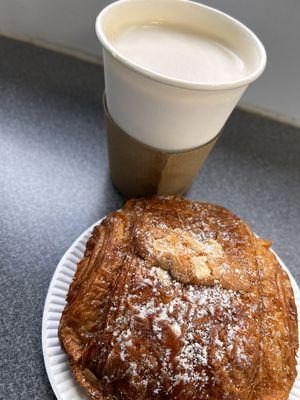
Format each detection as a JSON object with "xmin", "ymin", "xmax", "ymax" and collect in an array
[{"xmin": 96, "ymin": 0, "xmax": 266, "ymax": 152}]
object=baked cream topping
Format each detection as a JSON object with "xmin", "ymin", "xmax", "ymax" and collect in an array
[
  {"xmin": 150, "ymin": 229, "xmax": 226, "ymax": 285},
  {"xmin": 135, "ymin": 226, "xmax": 227, "ymax": 286}
]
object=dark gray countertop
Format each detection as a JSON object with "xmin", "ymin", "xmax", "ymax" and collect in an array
[{"xmin": 0, "ymin": 37, "xmax": 299, "ymax": 400}]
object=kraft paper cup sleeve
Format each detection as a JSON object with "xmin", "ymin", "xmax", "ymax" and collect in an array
[{"xmin": 103, "ymin": 95, "xmax": 219, "ymax": 198}]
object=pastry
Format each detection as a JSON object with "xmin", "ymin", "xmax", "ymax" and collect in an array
[{"xmin": 59, "ymin": 196, "xmax": 298, "ymax": 399}]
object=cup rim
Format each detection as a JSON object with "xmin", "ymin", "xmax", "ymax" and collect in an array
[{"xmin": 95, "ymin": 0, "xmax": 267, "ymax": 91}]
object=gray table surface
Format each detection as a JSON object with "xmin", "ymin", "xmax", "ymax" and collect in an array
[{"xmin": 0, "ymin": 36, "xmax": 299, "ymax": 400}]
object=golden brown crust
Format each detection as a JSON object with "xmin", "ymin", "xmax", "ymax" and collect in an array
[
  {"xmin": 59, "ymin": 196, "xmax": 298, "ymax": 399},
  {"xmin": 253, "ymin": 238, "xmax": 298, "ymax": 399}
]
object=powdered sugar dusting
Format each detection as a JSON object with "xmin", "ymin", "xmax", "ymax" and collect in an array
[{"xmin": 101, "ymin": 263, "xmax": 257, "ymax": 396}]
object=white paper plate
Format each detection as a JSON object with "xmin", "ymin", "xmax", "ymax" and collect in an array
[{"xmin": 42, "ymin": 218, "xmax": 300, "ymax": 400}]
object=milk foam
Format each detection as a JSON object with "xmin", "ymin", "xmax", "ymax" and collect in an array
[{"xmin": 112, "ymin": 24, "xmax": 248, "ymax": 84}]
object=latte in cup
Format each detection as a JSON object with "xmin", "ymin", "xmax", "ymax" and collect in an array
[
  {"xmin": 96, "ymin": 0, "xmax": 266, "ymax": 151},
  {"xmin": 111, "ymin": 23, "xmax": 248, "ymax": 84}
]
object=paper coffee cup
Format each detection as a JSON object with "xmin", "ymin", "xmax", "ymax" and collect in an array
[
  {"xmin": 96, "ymin": 0, "xmax": 266, "ymax": 197},
  {"xmin": 96, "ymin": 0, "xmax": 266, "ymax": 152}
]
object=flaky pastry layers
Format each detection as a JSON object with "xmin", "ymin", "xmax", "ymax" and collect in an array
[{"xmin": 59, "ymin": 196, "xmax": 298, "ymax": 400}]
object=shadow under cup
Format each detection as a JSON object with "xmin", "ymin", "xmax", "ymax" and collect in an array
[{"xmin": 96, "ymin": 0, "xmax": 266, "ymax": 198}]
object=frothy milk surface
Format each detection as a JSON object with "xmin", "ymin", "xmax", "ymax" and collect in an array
[{"xmin": 111, "ymin": 24, "xmax": 248, "ymax": 84}]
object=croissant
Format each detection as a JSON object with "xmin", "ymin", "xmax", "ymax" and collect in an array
[{"xmin": 59, "ymin": 196, "xmax": 298, "ymax": 399}]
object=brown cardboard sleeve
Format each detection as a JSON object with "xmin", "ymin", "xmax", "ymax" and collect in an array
[{"xmin": 103, "ymin": 95, "xmax": 219, "ymax": 198}]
